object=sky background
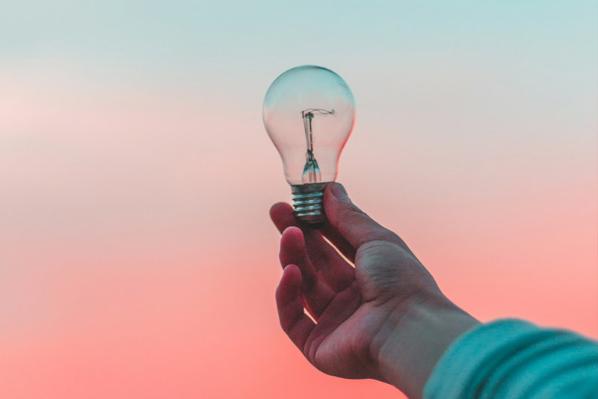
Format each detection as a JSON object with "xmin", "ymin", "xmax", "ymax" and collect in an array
[{"xmin": 1, "ymin": 1, "xmax": 597, "ymax": 398}]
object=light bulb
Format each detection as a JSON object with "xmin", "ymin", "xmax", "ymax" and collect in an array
[{"xmin": 263, "ymin": 65, "xmax": 355, "ymax": 224}]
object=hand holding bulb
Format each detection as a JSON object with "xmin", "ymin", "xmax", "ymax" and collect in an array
[{"xmin": 265, "ymin": 65, "xmax": 596, "ymax": 399}]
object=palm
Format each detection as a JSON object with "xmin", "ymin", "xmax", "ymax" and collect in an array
[{"xmin": 311, "ymin": 299, "xmax": 397, "ymax": 379}]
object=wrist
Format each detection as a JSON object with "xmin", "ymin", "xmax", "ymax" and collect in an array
[{"xmin": 373, "ymin": 294, "xmax": 479, "ymax": 398}]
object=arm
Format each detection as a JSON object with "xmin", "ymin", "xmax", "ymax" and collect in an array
[{"xmin": 270, "ymin": 183, "xmax": 598, "ymax": 398}]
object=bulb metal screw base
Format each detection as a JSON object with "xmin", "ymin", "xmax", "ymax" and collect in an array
[{"xmin": 291, "ymin": 183, "xmax": 328, "ymax": 225}]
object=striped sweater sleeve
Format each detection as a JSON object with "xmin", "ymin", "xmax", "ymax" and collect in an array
[{"xmin": 424, "ymin": 319, "xmax": 598, "ymax": 399}]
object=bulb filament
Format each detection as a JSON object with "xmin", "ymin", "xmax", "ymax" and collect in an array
[{"xmin": 301, "ymin": 108, "xmax": 334, "ymax": 183}]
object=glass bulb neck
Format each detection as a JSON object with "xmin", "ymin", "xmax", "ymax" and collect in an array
[{"xmin": 291, "ymin": 182, "xmax": 328, "ymax": 225}]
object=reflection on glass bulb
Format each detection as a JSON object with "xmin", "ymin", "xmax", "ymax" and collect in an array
[{"xmin": 263, "ymin": 65, "xmax": 355, "ymax": 224}]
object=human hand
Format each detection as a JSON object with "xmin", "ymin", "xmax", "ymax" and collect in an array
[{"xmin": 271, "ymin": 183, "xmax": 478, "ymax": 398}]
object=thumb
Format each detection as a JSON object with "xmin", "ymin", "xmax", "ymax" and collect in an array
[{"xmin": 324, "ymin": 183, "xmax": 404, "ymax": 250}]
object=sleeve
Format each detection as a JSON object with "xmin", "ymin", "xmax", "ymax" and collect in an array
[{"xmin": 423, "ymin": 319, "xmax": 598, "ymax": 399}]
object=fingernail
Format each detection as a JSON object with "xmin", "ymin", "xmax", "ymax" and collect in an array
[{"xmin": 330, "ymin": 183, "xmax": 349, "ymax": 202}]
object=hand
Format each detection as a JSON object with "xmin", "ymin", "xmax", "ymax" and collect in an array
[{"xmin": 271, "ymin": 183, "xmax": 478, "ymax": 398}]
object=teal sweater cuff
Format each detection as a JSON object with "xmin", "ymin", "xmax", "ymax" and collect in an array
[{"xmin": 424, "ymin": 319, "xmax": 598, "ymax": 399}]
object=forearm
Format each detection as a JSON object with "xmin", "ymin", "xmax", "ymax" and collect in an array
[{"xmin": 375, "ymin": 296, "xmax": 479, "ymax": 398}]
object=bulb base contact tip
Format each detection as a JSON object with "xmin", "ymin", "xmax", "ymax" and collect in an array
[{"xmin": 291, "ymin": 183, "xmax": 328, "ymax": 225}]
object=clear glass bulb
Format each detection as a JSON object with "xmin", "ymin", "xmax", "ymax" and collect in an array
[{"xmin": 263, "ymin": 65, "xmax": 355, "ymax": 224}]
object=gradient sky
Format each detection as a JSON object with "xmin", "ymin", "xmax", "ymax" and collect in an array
[{"xmin": 1, "ymin": 1, "xmax": 597, "ymax": 398}]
